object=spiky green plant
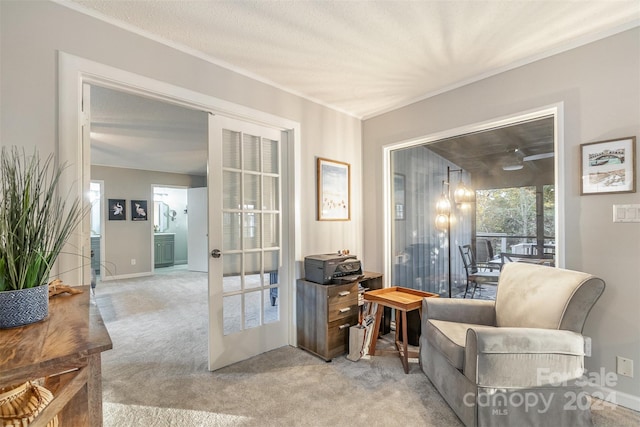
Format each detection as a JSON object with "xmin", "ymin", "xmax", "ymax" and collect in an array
[{"xmin": 0, "ymin": 147, "xmax": 86, "ymax": 291}]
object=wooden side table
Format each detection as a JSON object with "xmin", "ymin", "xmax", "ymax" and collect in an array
[
  {"xmin": 0, "ymin": 286, "xmax": 112, "ymax": 426},
  {"xmin": 364, "ymin": 286, "xmax": 439, "ymax": 373}
]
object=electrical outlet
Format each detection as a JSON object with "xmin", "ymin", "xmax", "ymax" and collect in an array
[
  {"xmin": 616, "ymin": 356, "xmax": 634, "ymax": 378},
  {"xmin": 131, "ymin": 258, "xmax": 136, "ymax": 265}
]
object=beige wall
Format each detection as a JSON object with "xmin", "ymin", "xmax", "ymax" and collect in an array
[
  {"xmin": 363, "ymin": 28, "xmax": 640, "ymax": 404},
  {"xmin": 0, "ymin": 1, "xmax": 363, "ymax": 276},
  {"xmin": 92, "ymin": 166, "xmax": 205, "ymax": 278}
]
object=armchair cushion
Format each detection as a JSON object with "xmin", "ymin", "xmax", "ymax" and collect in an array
[
  {"xmin": 464, "ymin": 327, "xmax": 586, "ymax": 387},
  {"xmin": 423, "ymin": 297, "xmax": 496, "ymax": 325},
  {"xmin": 426, "ymin": 320, "xmax": 478, "ymax": 370}
]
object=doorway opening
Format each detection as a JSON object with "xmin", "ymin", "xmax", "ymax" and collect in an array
[
  {"xmin": 385, "ymin": 105, "xmax": 563, "ymax": 299},
  {"xmin": 152, "ymin": 186, "xmax": 188, "ymax": 272},
  {"xmin": 60, "ymin": 52, "xmax": 300, "ymax": 371}
]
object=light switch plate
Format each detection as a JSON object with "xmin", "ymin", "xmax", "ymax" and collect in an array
[{"xmin": 613, "ymin": 204, "xmax": 640, "ymax": 222}]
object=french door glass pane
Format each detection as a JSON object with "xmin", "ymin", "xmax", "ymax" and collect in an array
[
  {"xmin": 223, "ymin": 294, "xmax": 242, "ymax": 334},
  {"xmin": 263, "ymin": 139, "xmax": 278, "ymax": 174},
  {"xmin": 244, "ymin": 253, "xmax": 262, "ymax": 289},
  {"xmin": 263, "ymin": 213, "xmax": 279, "ymax": 248},
  {"xmin": 243, "ymin": 134, "xmax": 260, "ymax": 172},
  {"xmin": 243, "ymin": 173, "xmax": 260, "ymax": 209},
  {"xmin": 244, "ymin": 291, "xmax": 261, "ymax": 329},
  {"xmin": 243, "ymin": 213, "xmax": 261, "ymax": 249},
  {"xmin": 263, "ymin": 176, "xmax": 278, "ymax": 210},
  {"xmin": 223, "ymin": 212, "xmax": 241, "ymax": 250},
  {"xmin": 223, "ymin": 171, "xmax": 241, "ymax": 209},
  {"xmin": 264, "ymin": 288, "xmax": 278, "ymax": 324},
  {"xmin": 264, "ymin": 250, "xmax": 279, "ymax": 272},
  {"xmin": 223, "ymin": 130, "xmax": 241, "ymax": 169}
]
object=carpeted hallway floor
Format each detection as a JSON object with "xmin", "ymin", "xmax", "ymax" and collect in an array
[{"xmin": 96, "ymin": 268, "xmax": 640, "ymax": 426}]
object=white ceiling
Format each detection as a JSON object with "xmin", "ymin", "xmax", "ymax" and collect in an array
[
  {"xmin": 67, "ymin": 0, "xmax": 640, "ymax": 119},
  {"xmin": 66, "ymin": 0, "xmax": 639, "ymax": 175}
]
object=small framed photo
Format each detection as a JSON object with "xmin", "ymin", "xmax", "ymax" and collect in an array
[
  {"xmin": 317, "ymin": 157, "xmax": 350, "ymax": 221},
  {"xmin": 581, "ymin": 136, "xmax": 636, "ymax": 195},
  {"xmin": 131, "ymin": 200, "xmax": 148, "ymax": 221},
  {"xmin": 108, "ymin": 199, "xmax": 126, "ymax": 220}
]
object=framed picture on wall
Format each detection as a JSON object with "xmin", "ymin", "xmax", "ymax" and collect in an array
[
  {"xmin": 108, "ymin": 199, "xmax": 126, "ymax": 220},
  {"xmin": 317, "ymin": 157, "xmax": 350, "ymax": 221},
  {"xmin": 581, "ymin": 136, "xmax": 636, "ymax": 195},
  {"xmin": 131, "ymin": 200, "xmax": 148, "ymax": 221}
]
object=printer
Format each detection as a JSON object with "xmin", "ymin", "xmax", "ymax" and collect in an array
[{"xmin": 304, "ymin": 253, "xmax": 363, "ymax": 285}]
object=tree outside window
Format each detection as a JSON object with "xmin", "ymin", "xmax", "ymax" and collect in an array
[{"xmin": 476, "ymin": 186, "xmax": 554, "ymax": 256}]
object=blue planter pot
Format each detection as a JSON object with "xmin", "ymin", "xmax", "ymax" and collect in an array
[{"xmin": 0, "ymin": 283, "xmax": 49, "ymax": 329}]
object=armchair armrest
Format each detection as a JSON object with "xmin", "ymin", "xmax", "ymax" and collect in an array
[
  {"xmin": 464, "ymin": 327, "xmax": 586, "ymax": 387},
  {"xmin": 422, "ymin": 298, "xmax": 496, "ymax": 325}
]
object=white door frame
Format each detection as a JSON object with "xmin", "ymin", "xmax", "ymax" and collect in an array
[
  {"xmin": 58, "ymin": 51, "xmax": 301, "ymax": 346},
  {"xmin": 381, "ymin": 104, "xmax": 565, "ymax": 286}
]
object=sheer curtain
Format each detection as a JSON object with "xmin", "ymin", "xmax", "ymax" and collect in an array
[{"xmin": 391, "ymin": 145, "xmax": 471, "ymax": 297}]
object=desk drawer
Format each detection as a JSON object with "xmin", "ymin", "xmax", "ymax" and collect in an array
[
  {"xmin": 328, "ymin": 287, "xmax": 357, "ymax": 323},
  {"xmin": 328, "ymin": 300, "xmax": 357, "ymax": 322},
  {"xmin": 327, "ymin": 315, "xmax": 358, "ymax": 359},
  {"xmin": 327, "ymin": 282, "xmax": 358, "ymax": 323}
]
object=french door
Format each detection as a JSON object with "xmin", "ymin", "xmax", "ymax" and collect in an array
[{"xmin": 208, "ymin": 114, "xmax": 289, "ymax": 371}]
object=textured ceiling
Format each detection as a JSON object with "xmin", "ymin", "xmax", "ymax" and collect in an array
[
  {"xmin": 67, "ymin": 0, "xmax": 640, "ymax": 119},
  {"xmin": 64, "ymin": 0, "xmax": 639, "ymax": 175}
]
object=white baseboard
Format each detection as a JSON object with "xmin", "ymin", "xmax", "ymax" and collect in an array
[
  {"xmin": 587, "ymin": 383, "xmax": 640, "ymax": 412},
  {"xmin": 100, "ymin": 271, "xmax": 152, "ymax": 281}
]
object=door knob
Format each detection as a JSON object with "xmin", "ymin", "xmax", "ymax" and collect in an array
[{"xmin": 211, "ymin": 249, "xmax": 221, "ymax": 258}]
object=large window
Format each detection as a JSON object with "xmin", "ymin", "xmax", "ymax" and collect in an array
[
  {"xmin": 476, "ymin": 185, "xmax": 555, "ymax": 257},
  {"xmin": 389, "ymin": 115, "xmax": 556, "ymax": 298}
]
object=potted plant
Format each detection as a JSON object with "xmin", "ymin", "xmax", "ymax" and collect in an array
[{"xmin": 0, "ymin": 147, "xmax": 86, "ymax": 329}]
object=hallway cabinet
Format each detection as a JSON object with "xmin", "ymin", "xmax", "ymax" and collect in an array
[{"xmin": 154, "ymin": 233, "xmax": 175, "ymax": 268}]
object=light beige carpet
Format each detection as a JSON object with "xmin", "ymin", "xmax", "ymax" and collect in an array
[{"xmin": 96, "ymin": 269, "xmax": 640, "ymax": 426}]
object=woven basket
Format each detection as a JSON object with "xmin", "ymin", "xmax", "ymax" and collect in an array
[{"xmin": 0, "ymin": 381, "xmax": 59, "ymax": 427}]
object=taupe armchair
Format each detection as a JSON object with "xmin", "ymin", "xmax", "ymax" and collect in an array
[{"xmin": 420, "ymin": 262, "xmax": 605, "ymax": 427}]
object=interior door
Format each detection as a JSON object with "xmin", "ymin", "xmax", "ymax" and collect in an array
[{"xmin": 208, "ymin": 114, "xmax": 288, "ymax": 371}]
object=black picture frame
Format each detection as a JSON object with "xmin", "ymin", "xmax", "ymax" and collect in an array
[
  {"xmin": 108, "ymin": 199, "xmax": 126, "ymax": 221},
  {"xmin": 131, "ymin": 200, "xmax": 148, "ymax": 221}
]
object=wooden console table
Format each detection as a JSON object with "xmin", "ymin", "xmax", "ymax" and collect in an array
[{"xmin": 0, "ymin": 286, "xmax": 112, "ymax": 426}]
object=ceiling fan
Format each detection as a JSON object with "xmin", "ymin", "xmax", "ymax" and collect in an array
[{"xmin": 502, "ymin": 148, "xmax": 554, "ymax": 171}]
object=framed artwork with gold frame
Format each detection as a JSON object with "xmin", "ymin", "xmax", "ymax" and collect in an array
[{"xmin": 317, "ymin": 157, "xmax": 350, "ymax": 221}]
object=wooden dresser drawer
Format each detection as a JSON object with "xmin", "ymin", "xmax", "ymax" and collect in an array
[
  {"xmin": 327, "ymin": 282, "xmax": 358, "ymax": 322},
  {"xmin": 327, "ymin": 282, "xmax": 358, "ymax": 301},
  {"xmin": 328, "ymin": 299, "xmax": 357, "ymax": 322},
  {"xmin": 326, "ymin": 315, "xmax": 358, "ymax": 359}
]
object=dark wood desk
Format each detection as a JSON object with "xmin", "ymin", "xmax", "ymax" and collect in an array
[{"xmin": 0, "ymin": 286, "xmax": 112, "ymax": 426}]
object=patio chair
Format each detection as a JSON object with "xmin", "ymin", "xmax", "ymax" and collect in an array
[{"xmin": 459, "ymin": 244, "xmax": 500, "ymax": 298}]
